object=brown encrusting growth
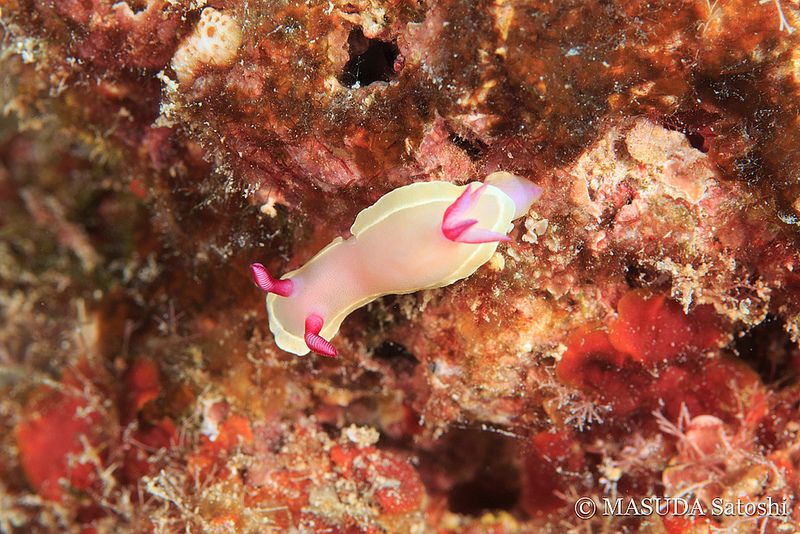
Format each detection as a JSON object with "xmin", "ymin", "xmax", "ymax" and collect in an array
[{"xmin": 2, "ymin": 0, "xmax": 800, "ymax": 531}]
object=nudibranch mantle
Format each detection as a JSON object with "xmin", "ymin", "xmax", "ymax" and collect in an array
[{"xmin": 255, "ymin": 172, "xmax": 542, "ymax": 356}]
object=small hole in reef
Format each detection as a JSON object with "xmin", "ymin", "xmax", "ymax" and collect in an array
[
  {"xmin": 734, "ymin": 315, "xmax": 798, "ymax": 386},
  {"xmin": 373, "ymin": 341, "xmax": 419, "ymax": 374},
  {"xmin": 659, "ymin": 111, "xmax": 717, "ymax": 154},
  {"xmin": 320, "ymin": 420, "xmax": 341, "ymax": 438},
  {"xmin": 418, "ymin": 428, "xmax": 522, "ymax": 517},
  {"xmin": 448, "ymin": 469, "xmax": 521, "ymax": 515},
  {"xmin": 445, "ymin": 430, "xmax": 522, "ymax": 515},
  {"xmin": 339, "ymin": 28, "xmax": 400, "ymax": 88},
  {"xmin": 686, "ymin": 131, "xmax": 708, "ymax": 153},
  {"xmin": 244, "ymin": 324, "xmax": 255, "ymax": 339},
  {"xmin": 206, "ymin": 26, "xmax": 216, "ymax": 38},
  {"xmin": 625, "ymin": 263, "xmax": 645, "ymax": 288}
]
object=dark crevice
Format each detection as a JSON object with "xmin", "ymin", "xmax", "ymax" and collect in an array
[
  {"xmin": 734, "ymin": 315, "xmax": 799, "ymax": 386},
  {"xmin": 339, "ymin": 28, "xmax": 400, "ymax": 88},
  {"xmin": 373, "ymin": 340, "xmax": 419, "ymax": 374},
  {"xmin": 448, "ymin": 468, "xmax": 521, "ymax": 515},
  {"xmin": 686, "ymin": 131, "xmax": 708, "ymax": 152},
  {"xmin": 660, "ymin": 110, "xmax": 716, "ymax": 154},
  {"xmin": 417, "ymin": 428, "xmax": 523, "ymax": 517},
  {"xmin": 625, "ymin": 263, "xmax": 645, "ymax": 288}
]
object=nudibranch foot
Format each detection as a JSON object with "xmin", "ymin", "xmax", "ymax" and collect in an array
[
  {"xmin": 442, "ymin": 184, "xmax": 512, "ymax": 244},
  {"xmin": 250, "ymin": 263, "xmax": 294, "ymax": 297},
  {"xmin": 304, "ymin": 314, "xmax": 338, "ymax": 358}
]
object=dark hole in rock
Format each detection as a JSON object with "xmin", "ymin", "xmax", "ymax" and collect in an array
[
  {"xmin": 686, "ymin": 131, "xmax": 708, "ymax": 152},
  {"xmin": 734, "ymin": 315, "xmax": 798, "ymax": 386},
  {"xmin": 374, "ymin": 340, "xmax": 419, "ymax": 374},
  {"xmin": 659, "ymin": 110, "xmax": 717, "ymax": 154},
  {"xmin": 320, "ymin": 420, "xmax": 342, "ymax": 438},
  {"xmin": 339, "ymin": 28, "xmax": 399, "ymax": 88},
  {"xmin": 625, "ymin": 263, "xmax": 645, "ymax": 288},
  {"xmin": 418, "ymin": 428, "xmax": 522, "ymax": 516},
  {"xmin": 448, "ymin": 465, "xmax": 521, "ymax": 515}
]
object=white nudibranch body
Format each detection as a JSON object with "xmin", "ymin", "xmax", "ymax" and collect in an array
[
  {"xmin": 171, "ymin": 8, "xmax": 242, "ymax": 84},
  {"xmin": 252, "ymin": 172, "xmax": 542, "ymax": 357}
]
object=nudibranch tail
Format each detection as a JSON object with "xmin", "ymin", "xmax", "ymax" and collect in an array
[
  {"xmin": 442, "ymin": 184, "xmax": 512, "ymax": 244},
  {"xmin": 250, "ymin": 263, "xmax": 294, "ymax": 297},
  {"xmin": 485, "ymin": 171, "xmax": 543, "ymax": 218},
  {"xmin": 304, "ymin": 314, "xmax": 338, "ymax": 358}
]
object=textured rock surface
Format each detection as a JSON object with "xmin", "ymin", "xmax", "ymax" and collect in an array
[{"xmin": 2, "ymin": 0, "xmax": 800, "ymax": 532}]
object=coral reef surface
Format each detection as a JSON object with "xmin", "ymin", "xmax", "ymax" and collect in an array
[{"xmin": 1, "ymin": 0, "xmax": 800, "ymax": 532}]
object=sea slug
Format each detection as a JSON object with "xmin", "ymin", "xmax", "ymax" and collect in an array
[{"xmin": 252, "ymin": 172, "xmax": 542, "ymax": 357}]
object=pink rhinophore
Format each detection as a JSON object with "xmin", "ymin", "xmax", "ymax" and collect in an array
[
  {"xmin": 304, "ymin": 314, "xmax": 338, "ymax": 358},
  {"xmin": 250, "ymin": 263, "xmax": 294, "ymax": 297},
  {"xmin": 442, "ymin": 184, "xmax": 512, "ymax": 244}
]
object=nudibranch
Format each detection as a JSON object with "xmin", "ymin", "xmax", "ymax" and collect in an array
[{"xmin": 251, "ymin": 171, "xmax": 542, "ymax": 357}]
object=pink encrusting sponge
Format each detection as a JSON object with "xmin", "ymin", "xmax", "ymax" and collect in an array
[{"xmin": 251, "ymin": 171, "xmax": 542, "ymax": 357}]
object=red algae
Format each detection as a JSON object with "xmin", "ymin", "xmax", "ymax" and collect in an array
[
  {"xmin": 16, "ymin": 390, "xmax": 105, "ymax": 502},
  {"xmin": 521, "ymin": 430, "xmax": 584, "ymax": 517},
  {"xmin": 122, "ymin": 358, "xmax": 161, "ymax": 419},
  {"xmin": 557, "ymin": 291, "xmax": 765, "ymax": 422},
  {"xmin": 608, "ymin": 290, "xmax": 722, "ymax": 365}
]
